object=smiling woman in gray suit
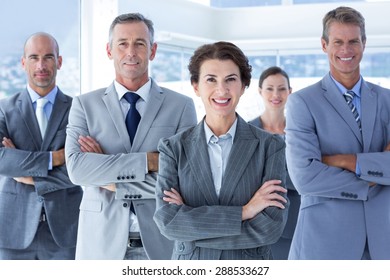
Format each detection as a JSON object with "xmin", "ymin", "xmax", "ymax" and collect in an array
[{"xmin": 154, "ymin": 41, "xmax": 289, "ymax": 260}]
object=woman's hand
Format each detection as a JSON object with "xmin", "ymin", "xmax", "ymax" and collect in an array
[
  {"xmin": 163, "ymin": 188, "xmax": 184, "ymax": 205},
  {"xmin": 242, "ymin": 179, "xmax": 287, "ymax": 221}
]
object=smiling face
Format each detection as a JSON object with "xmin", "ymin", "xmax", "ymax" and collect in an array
[
  {"xmin": 106, "ymin": 21, "xmax": 157, "ymax": 90},
  {"xmin": 260, "ymin": 73, "xmax": 291, "ymax": 113},
  {"xmin": 321, "ymin": 22, "xmax": 365, "ymax": 86},
  {"xmin": 193, "ymin": 59, "xmax": 244, "ymax": 127}
]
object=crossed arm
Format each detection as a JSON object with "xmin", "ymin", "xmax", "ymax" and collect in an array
[
  {"xmin": 322, "ymin": 143, "xmax": 390, "ymax": 186},
  {"xmin": 76, "ymin": 135, "xmax": 159, "ymax": 192},
  {"xmin": 2, "ymin": 137, "xmax": 65, "ymax": 185},
  {"xmin": 163, "ymin": 179, "xmax": 287, "ymax": 221}
]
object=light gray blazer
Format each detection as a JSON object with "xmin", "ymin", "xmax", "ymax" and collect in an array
[
  {"xmin": 0, "ymin": 89, "xmax": 82, "ymax": 251},
  {"xmin": 154, "ymin": 115, "xmax": 288, "ymax": 260},
  {"xmin": 65, "ymin": 79, "xmax": 197, "ymax": 260},
  {"xmin": 286, "ymin": 73, "xmax": 390, "ymax": 259}
]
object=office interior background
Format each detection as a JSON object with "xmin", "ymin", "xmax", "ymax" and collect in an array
[{"xmin": 1, "ymin": 0, "xmax": 389, "ymax": 121}]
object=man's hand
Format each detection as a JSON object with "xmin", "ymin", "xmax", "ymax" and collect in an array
[
  {"xmin": 242, "ymin": 179, "xmax": 287, "ymax": 221},
  {"xmin": 52, "ymin": 148, "xmax": 65, "ymax": 167},
  {"xmin": 384, "ymin": 143, "xmax": 390, "ymax": 152},
  {"xmin": 13, "ymin": 176, "xmax": 35, "ymax": 185},
  {"xmin": 147, "ymin": 152, "xmax": 159, "ymax": 172},
  {"xmin": 78, "ymin": 135, "xmax": 104, "ymax": 154},
  {"xmin": 322, "ymin": 154, "xmax": 357, "ymax": 172},
  {"xmin": 2, "ymin": 137, "xmax": 15, "ymax": 148},
  {"xmin": 100, "ymin": 184, "xmax": 116, "ymax": 192}
]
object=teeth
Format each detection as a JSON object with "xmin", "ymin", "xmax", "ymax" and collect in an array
[
  {"xmin": 340, "ymin": 57, "xmax": 352, "ymax": 61},
  {"xmin": 214, "ymin": 99, "xmax": 228, "ymax": 104}
]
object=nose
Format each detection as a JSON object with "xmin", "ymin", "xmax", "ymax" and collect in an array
[
  {"xmin": 126, "ymin": 45, "xmax": 136, "ymax": 57},
  {"xmin": 36, "ymin": 58, "xmax": 46, "ymax": 70},
  {"xmin": 215, "ymin": 82, "xmax": 228, "ymax": 95}
]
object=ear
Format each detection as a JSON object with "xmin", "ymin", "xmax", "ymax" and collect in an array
[
  {"xmin": 321, "ymin": 38, "xmax": 328, "ymax": 53},
  {"xmin": 240, "ymin": 85, "xmax": 245, "ymax": 96},
  {"xmin": 57, "ymin": 55, "xmax": 63, "ymax": 70},
  {"xmin": 106, "ymin": 43, "xmax": 113, "ymax": 59},
  {"xmin": 149, "ymin": 42, "xmax": 158, "ymax": 61},
  {"xmin": 21, "ymin": 56, "xmax": 26, "ymax": 70},
  {"xmin": 193, "ymin": 82, "xmax": 200, "ymax": 97}
]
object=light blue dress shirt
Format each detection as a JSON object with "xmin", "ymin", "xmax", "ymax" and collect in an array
[
  {"xmin": 204, "ymin": 118, "xmax": 237, "ymax": 197},
  {"xmin": 27, "ymin": 85, "xmax": 58, "ymax": 170}
]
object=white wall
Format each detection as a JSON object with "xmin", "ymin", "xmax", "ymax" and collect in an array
[{"xmin": 81, "ymin": 0, "xmax": 390, "ymax": 93}]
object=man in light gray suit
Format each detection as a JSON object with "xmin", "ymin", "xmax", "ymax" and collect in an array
[
  {"xmin": 0, "ymin": 32, "xmax": 82, "ymax": 259},
  {"xmin": 286, "ymin": 6, "xmax": 390, "ymax": 259},
  {"xmin": 65, "ymin": 13, "xmax": 197, "ymax": 260}
]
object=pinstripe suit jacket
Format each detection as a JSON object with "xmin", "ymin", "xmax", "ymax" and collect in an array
[{"xmin": 154, "ymin": 115, "xmax": 289, "ymax": 260}]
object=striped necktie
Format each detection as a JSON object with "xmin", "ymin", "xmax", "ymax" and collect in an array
[{"xmin": 343, "ymin": 90, "xmax": 361, "ymax": 131}]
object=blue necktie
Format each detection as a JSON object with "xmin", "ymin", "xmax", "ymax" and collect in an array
[
  {"xmin": 343, "ymin": 90, "xmax": 361, "ymax": 131},
  {"xmin": 123, "ymin": 92, "xmax": 141, "ymax": 144}
]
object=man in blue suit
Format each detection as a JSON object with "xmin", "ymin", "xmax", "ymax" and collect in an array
[
  {"xmin": 286, "ymin": 6, "xmax": 390, "ymax": 260},
  {"xmin": 0, "ymin": 32, "xmax": 82, "ymax": 259}
]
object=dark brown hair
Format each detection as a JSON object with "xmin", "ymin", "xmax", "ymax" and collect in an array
[{"xmin": 188, "ymin": 41, "xmax": 252, "ymax": 88}]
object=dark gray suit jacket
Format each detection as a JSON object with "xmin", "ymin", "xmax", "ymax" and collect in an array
[
  {"xmin": 154, "ymin": 115, "xmax": 289, "ymax": 260},
  {"xmin": 0, "ymin": 88, "xmax": 82, "ymax": 250}
]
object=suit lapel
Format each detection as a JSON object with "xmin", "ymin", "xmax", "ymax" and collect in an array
[
  {"xmin": 102, "ymin": 84, "xmax": 132, "ymax": 152},
  {"xmin": 17, "ymin": 90, "xmax": 41, "ymax": 150},
  {"xmin": 322, "ymin": 75, "xmax": 363, "ymax": 146},
  {"xmin": 183, "ymin": 122, "xmax": 219, "ymax": 205},
  {"xmin": 219, "ymin": 116, "xmax": 258, "ymax": 205},
  {"xmin": 360, "ymin": 81, "xmax": 377, "ymax": 152},
  {"xmin": 42, "ymin": 90, "xmax": 69, "ymax": 150},
  {"xmin": 131, "ymin": 80, "xmax": 164, "ymax": 152}
]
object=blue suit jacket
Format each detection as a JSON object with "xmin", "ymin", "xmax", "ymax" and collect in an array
[
  {"xmin": 286, "ymin": 73, "xmax": 390, "ymax": 259},
  {"xmin": 154, "ymin": 115, "xmax": 289, "ymax": 260},
  {"xmin": 0, "ymin": 88, "xmax": 82, "ymax": 250}
]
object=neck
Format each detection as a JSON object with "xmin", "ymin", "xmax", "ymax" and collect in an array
[
  {"xmin": 205, "ymin": 114, "xmax": 236, "ymax": 137},
  {"xmin": 260, "ymin": 110, "xmax": 285, "ymax": 134}
]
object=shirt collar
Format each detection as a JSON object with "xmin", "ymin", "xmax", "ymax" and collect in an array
[
  {"xmin": 204, "ymin": 118, "xmax": 237, "ymax": 144},
  {"xmin": 114, "ymin": 79, "xmax": 151, "ymax": 103},
  {"xmin": 27, "ymin": 84, "xmax": 58, "ymax": 104},
  {"xmin": 329, "ymin": 73, "xmax": 362, "ymax": 98}
]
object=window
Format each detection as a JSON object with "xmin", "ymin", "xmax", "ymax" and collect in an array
[{"xmin": 0, "ymin": 0, "xmax": 80, "ymax": 99}]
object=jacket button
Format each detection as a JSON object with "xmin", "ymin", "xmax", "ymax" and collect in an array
[
  {"xmin": 179, "ymin": 243, "xmax": 185, "ymax": 252},
  {"xmin": 123, "ymin": 203, "xmax": 128, "ymax": 208},
  {"xmin": 117, "ymin": 176, "xmax": 121, "ymax": 180},
  {"xmin": 131, "ymin": 175, "xmax": 135, "ymax": 179}
]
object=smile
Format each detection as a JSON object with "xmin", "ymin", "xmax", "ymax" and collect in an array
[
  {"xmin": 213, "ymin": 99, "xmax": 230, "ymax": 104},
  {"xmin": 339, "ymin": 57, "xmax": 353, "ymax": 61}
]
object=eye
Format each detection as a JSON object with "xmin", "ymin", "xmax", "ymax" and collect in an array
[
  {"xmin": 226, "ymin": 77, "xmax": 237, "ymax": 82},
  {"xmin": 206, "ymin": 77, "xmax": 216, "ymax": 83}
]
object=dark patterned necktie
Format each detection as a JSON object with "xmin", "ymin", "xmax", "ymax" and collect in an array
[
  {"xmin": 343, "ymin": 90, "xmax": 361, "ymax": 131},
  {"xmin": 123, "ymin": 92, "xmax": 141, "ymax": 144}
]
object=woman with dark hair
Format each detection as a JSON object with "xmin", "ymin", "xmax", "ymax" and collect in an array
[
  {"xmin": 154, "ymin": 42, "xmax": 289, "ymax": 260},
  {"xmin": 249, "ymin": 66, "xmax": 300, "ymax": 259}
]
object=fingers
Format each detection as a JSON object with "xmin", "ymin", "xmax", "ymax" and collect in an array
[
  {"xmin": 163, "ymin": 188, "xmax": 184, "ymax": 205},
  {"xmin": 78, "ymin": 136, "xmax": 103, "ymax": 154},
  {"xmin": 2, "ymin": 137, "xmax": 15, "ymax": 148}
]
